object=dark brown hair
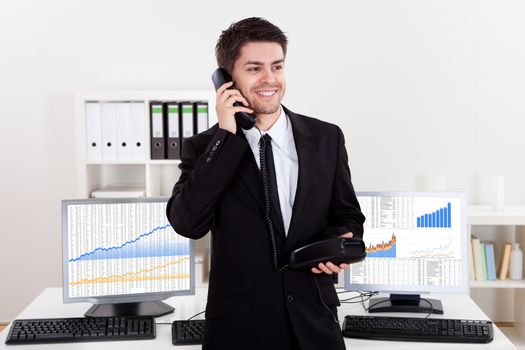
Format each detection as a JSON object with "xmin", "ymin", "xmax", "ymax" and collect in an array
[{"xmin": 215, "ymin": 17, "xmax": 288, "ymax": 73}]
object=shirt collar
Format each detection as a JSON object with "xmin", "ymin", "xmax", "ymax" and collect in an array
[{"xmin": 243, "ymin": 106, "xmax": 288, "ymax": 150}]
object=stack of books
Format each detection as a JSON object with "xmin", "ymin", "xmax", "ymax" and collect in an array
[{"xmin": 470, "ymin": 235, "xmax": 512, "ymax": 281}]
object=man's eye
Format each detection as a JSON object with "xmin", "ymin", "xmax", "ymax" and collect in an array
[
  {"xmin": 248, "ymin": 67, "xmax": 260, "ymax": 72},
  {"xmin": 273, "ymin": 65, "xmax": 283, "ymax": 71}
]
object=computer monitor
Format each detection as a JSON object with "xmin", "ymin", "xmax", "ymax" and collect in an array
[
  {"xmin": 62, "ymin": 197, "xmax": 195, "ymax": 317},
  {"xmin": 345, "ymin": 192, "xmax": 467, "ymax": 314}
]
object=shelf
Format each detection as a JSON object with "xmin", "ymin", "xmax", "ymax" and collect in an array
[
  {"xmin": 148, "ymin": 160, "xmax": 181, "ymax": 165},
  {"xmin": 468, "ymin": 205, "xmax": 525, "ymax": 225},
  {"xmin": 467, "ymin": 205, "xmax": 525, "ymax": 328},
  {"xmin": 86, "ymin": 161, "xmax": 147, "ymax": 165},
  {"xmin": 76, "ymin": 90, "xmax": 216, "ymax": 102},
  {"xmin": 470, "ymin": 280, "xmax": 525, "ymax": 289},
  {"xmin": 86, "ymin": 160, "xmax": 181, "ymax": 165},
  {"xmin": 76, "ymin": 90, "xmax": 216, "ymax": 198}
]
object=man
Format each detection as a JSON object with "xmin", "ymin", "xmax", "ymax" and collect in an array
[{"xmin": 167, "ymin": 17, "xmax": 365, "ymax": 350}]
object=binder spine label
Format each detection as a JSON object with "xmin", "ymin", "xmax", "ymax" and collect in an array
[
  {"xmin": 182, "ymin": 104, "xmax": 194, "ymax": 138},
  {"xmin": 196, "ymin": 103, "xmax": 208, "ymax": 134},
  {"xmin": 151, "ymin": 106, "xmax": 163, "ymax": 137},
  {"xmin": 168, "ymin": 106, "xmax": 179, "ymax": 137}
]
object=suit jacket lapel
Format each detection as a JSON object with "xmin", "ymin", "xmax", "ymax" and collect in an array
[
  {"xmin": 283, "ymin": 106, "xmax": 315, "ymax": 248},
  {"xmin": 235, "ymin": 130, "xmax": 265, "ymax": 211}
]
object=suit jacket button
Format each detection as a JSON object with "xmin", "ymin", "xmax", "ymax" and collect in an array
[
  {"xmin": 206, "ymin": 157, "xmax": 212, "ymax": 163},
  {"xmin": 215, "ymin": 140, "xmax": 221, "ymax": 146},
  {"xmin": 212, "ymin": 145, "xmax": 218, "ymax": 151},
  {"xmin": 209, "ymin": 151, "xmax": 215, "ymax": 157},
  {"xmin": 287, "ymin": 294, "xmax": 294, "ymax": 303}
]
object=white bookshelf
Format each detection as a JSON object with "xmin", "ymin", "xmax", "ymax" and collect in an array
[
  {"xmin": 75, "ymin": 90, "xmax": 217, "ymax": 198},
  {"xmin": 467, "ymin": 205, "xmax": 525, "ymax": 345},
  {"xmin": 470, "ymin": 280, "xmax": 525, "ymax": 289},
  {"xmin": 468, "ymin": 205, "xmax": 525, "ymax": 289},
  {"xmin": 469, "ymin": 206, "xmax": 525, "ymax": 226},
  {"xmin": 75, "ymin": 90, "xmax": 217, "ymax": 282}
]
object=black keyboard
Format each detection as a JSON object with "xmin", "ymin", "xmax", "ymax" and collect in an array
[
  {"xmin": 343, "ymin": 315, "xmax": 493, "ymax": 343},
  {"xmin": 172, "ymin": 319, "xmax": 205, "ymax": 345},
  {"xmin": 5, "ymin": 316, "xmax": 155, "ymax": 345}
]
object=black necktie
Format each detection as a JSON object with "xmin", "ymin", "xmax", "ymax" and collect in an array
[{"xmin": 259, "ymin": 134, "xmax": 286, "ymax": 270}]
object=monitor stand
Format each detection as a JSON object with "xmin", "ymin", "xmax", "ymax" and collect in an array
[
  {"xmin": 85, "ymin": 301, "xmax": 174, "ymax": 318},
  {"xmin": 368, "ymin": 294, "xmax": 443, "ymax": 314}
]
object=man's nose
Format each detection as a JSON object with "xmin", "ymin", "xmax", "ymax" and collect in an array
[{"xmin": 260, "ymin": 66, "xmax": 277, "ymax": 84}]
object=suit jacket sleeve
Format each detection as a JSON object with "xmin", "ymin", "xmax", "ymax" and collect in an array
[
  {"xmin": 166, "ymin": 128, "xmax": 248, "ymax": 239},
  {"xmin": 325, "ymin": 126, "xmax": 365, "ymax": 239}
]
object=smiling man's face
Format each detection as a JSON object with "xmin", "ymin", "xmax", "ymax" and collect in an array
[{"xmin": 231, "ymin": 41, "xmax": 286, "ymax": 118}]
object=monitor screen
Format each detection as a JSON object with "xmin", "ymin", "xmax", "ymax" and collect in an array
[
  {"xmin": 62, "ymin": 197, "xmax": 195, "ymax": 308},
  {"xmin": 345, "ymin": 192, "xmax": 467, "ymax": 294}
]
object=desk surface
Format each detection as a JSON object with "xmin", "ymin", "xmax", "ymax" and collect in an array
[{"xmin": 0, "ymin": 288, "xmax": 516, "ymax": 349}]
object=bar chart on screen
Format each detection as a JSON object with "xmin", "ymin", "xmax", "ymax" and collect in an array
[{"xmin": 416, "ymin": 202, "xmax": 452, "ymax": 228}]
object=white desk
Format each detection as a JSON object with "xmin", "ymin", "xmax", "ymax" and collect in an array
[{"xmin": 0, "ymin": 288, "xmax": 516, "ymax": 349}]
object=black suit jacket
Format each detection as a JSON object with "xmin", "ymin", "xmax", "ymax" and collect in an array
[{"xmin": 167, "ymin": 106, "xmax": 365, "ymax": 350}]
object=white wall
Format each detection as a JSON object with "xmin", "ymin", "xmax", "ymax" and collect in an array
[{"xmin": 0, "ymin": 0, "xmax": 524, "ymax": 321}]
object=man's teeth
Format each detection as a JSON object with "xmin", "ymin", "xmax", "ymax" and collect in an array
[{"xmin": 257, "ymin": 91, "xmax": 276, "ymax": 96}]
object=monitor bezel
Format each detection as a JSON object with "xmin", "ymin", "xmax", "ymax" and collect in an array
[
  {"xmin": 344, "ymin": 191, "xmax": 468, "ymax": 294},
  {"xmin": 62, "ymin": 197, "xmax": 195, "ymax": 304}
]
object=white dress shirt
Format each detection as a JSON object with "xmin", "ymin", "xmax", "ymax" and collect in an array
[{"xmin": 243, "ymin": 107, "xmax": 299, "ymax": 236}]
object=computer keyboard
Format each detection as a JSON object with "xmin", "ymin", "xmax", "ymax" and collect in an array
[
  {"xmin": 343, "ymin": 315, "xmax": 493, "ymax": 343},
  {"xmin": 172, "ymin": 319, "xmax": 205, "ymax": 345},
  {"xmin": 5, "ymin": 316, "xmax": 155, "ymax": 345}
]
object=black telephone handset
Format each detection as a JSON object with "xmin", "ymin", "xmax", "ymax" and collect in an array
[
  {"xmin": 212, "ymin": 68, "xmax": 256, "ymax": 130},
  {"xmin": 288, "ymin": 237, "xmax": 366, "ymax": 270}
]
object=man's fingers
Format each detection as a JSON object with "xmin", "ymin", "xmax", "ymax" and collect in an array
[
  {"xmin": 317, "ymin": 263, "xmax": 333, "ymax": 274},
  {"xmin": 326, "ymin": 262, "xmax": 341, "ymax": 273},
  {"xmin": 232, "ymin": 106, "xmax": 254, "ymax": 114},
  {"xmin": 224, "ymin": 94, "xmax": 249, "ymax": 107},
  {"xmin": 311, "ymin": 262, "xmax": 350, "ymax": 274},
  {"xmin": 219, "ymin": 89, "xmax": 244, "ymax": 104},
  {"xmin": 216, "ymin": 81, "xmax": 233, "ymax": 95}
]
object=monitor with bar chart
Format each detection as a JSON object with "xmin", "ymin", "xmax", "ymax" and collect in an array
[
  {"xmin": 345, "ymin": 192, "xmax": 468, "ymax": 313},
  {"xmin": 62, "ymin": 197, "xmax": 194, "ymax": 317}
]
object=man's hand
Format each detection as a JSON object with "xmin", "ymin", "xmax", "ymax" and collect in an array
[
  {"xmin": 215, "ymin": 81, "xmax": 253, "ymax": 134},
  {"xmin": 311, "ymin": 232, "xmax": 353, "ymax": 274}
]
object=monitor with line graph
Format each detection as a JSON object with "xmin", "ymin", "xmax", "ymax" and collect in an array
[
  {"xmin": 62, "ymin": 197, "xmax": 194, "ymax": 317},
  {"xmin": 344, "ymin": 192, "xmax": 467, "ymax": 314}
]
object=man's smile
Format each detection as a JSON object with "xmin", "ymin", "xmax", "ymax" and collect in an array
[{"xmin": 255, "ymin": 90, "xmax": 278, "ymax": 97}]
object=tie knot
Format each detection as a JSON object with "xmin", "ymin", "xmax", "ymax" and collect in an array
[{"xmin": 259, "ymin": 133, "xmax": 272, "ymax": 146}]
